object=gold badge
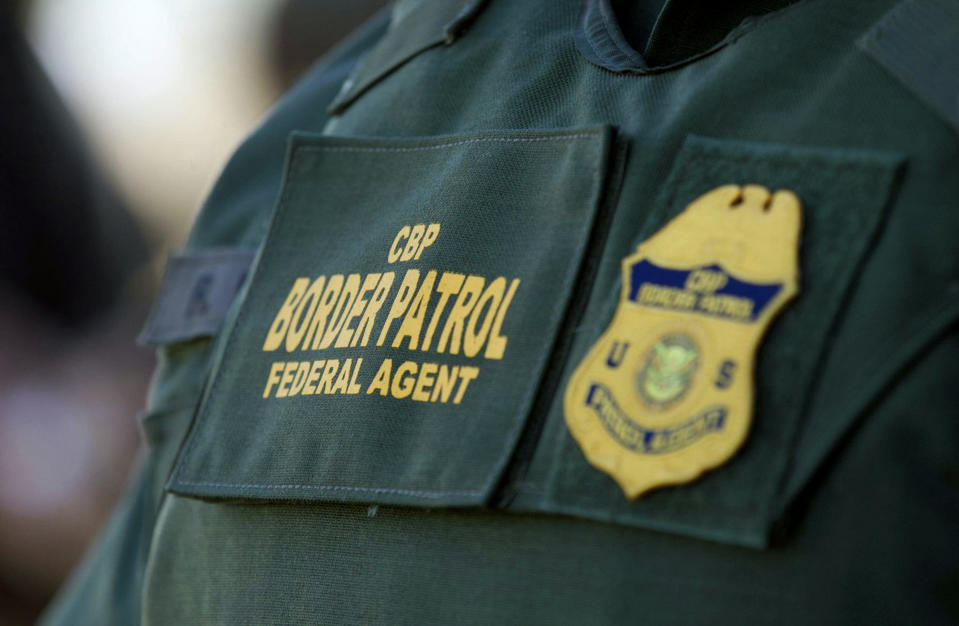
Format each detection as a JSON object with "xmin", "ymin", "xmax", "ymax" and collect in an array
[{"xmin": 564, "ymin": 185, "xmax": 802, "ymax": 498}]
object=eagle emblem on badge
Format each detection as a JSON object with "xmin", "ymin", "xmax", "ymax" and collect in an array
[
  {"xmin": 564, "ymin": 184, "xmax": 802, "ymax": 498},
  {"xmin": 638, "ymin": 333, "xmax": 700, "ymax": 407}
]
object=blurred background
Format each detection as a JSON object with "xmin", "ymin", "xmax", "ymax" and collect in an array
[{"xmin": 0, "ymin": 1, "xmax": 385, "ymax": 622}]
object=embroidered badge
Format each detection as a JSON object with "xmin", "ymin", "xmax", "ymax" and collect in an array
[{"xmin": 564, "ymin": 185, "xmax": 802, "ymax": 498}]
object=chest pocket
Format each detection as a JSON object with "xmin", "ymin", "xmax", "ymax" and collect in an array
[{"xmin": 167, "ymin": 128, "xmax": 613, "ymax": 506}]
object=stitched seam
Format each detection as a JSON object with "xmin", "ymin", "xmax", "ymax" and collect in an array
[
  {"xmin": 297, "ymin": 133, "xmax": 599, "ymax": 154},
  {"xmin": 582, "ymin": 18, "xmax": 615, "ymax": 71},
  {"xmin": 685, "ymin": 147, "xmax": 896, "ymax": 170},
  {"xmin": 596, "ymin": 0, "xmax": 642, "ymax": 66},
  {"xmin": 515, "ymin": 482, "xmax": 547, "ymax": 495},
  {"xmin": 177, "ymin": 480, "xmax": 482, "ymax": 498}
]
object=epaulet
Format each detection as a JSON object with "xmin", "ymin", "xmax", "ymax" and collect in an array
[{"xmin": 859, "ymin": 0, "xmax": 959, "ymax": 136}]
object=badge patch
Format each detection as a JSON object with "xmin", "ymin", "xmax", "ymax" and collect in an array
[{"xmin": 564, "ymin": 185, "xmax": 802, "ymax": 498}]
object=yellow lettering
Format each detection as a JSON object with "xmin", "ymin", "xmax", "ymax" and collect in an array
[
  {"xmin": 437, "ymin": 275, "xmax": 484, "ymax": 355},
  {"xmin": 348, "ymin": 357, "xmax": 363, "ymax": 394},
  {"xmin": 336, "ymin": 273, "xmax": 380, "ymax": 348},
  {"xmin": 286, "ymin": 276, "xmax": 324, "ymax": 352},
  {"xmin": 388, "ymin": 226, "xmax": 410, "ymax": 263},
  {"xmin": 421, "ymin": 272, "xmax": 464, "ymax": 352},
  {"xmin": 484, "ymin": 278, "xmax": 520, "ymax": 360},
  {"xmin": 698, "ymin": 294, "xmax": 753, "ymax": 319},
  {"xmin": 318, "ymin": 273, "xmax": 360, "ymax": 349},
  {"xmin": 430, "ymin": 365, "xmax": 459, "ymax": 403},
  {"xmin": 412, "ymin": 362, "xmax": 438, "ymax": 402},
  {"xmin": 366, "ymin": 358, "xmax": 392, "ymax": 396},
  {"xmin": 685, "ymin": 269, "xmax": 728, "ymax": 293},
  {"xmin": 306, "ymin": 274, "xmax": 343, "ymax": 349},
  {"xmin": 263, "ymin": 361, "xmax": 285, "ymax": 398},
  {"xmin": 263, "ymin": 278, "xmax": 309, "ymax": 351},
  {"xmin": 417, "ymin": 223, "xmax": 441, "ymax": 260},
  {"xmin": 377, "ymin": 269, "xmax": 419, "ymax": 346},
  {"xmin": 331, "ymin": 358, "xmax": 354, "ymax": 394},
  {"xmin": 276, "ymin": 361, "xmax": 298, "ymax": 398},
  {"xmin": 319, "ymin": 359, "xmax": 340, "ymax": 394},
  {"xmin": 464, "ymin": 277, "xmax": 505, "ymax": 358},
  {"xmin": 453, "ymin": 366, "xmax": 480, "ymax": 404},
  {"xmin": 303, "ymin": 359, "xmax": 325, "ymax": 395},
  {"xmin": 638, "ymin": 284, "xmax": 696, "ymax": 309},
  {"xmin": 289, "ymin": 361, "xmax": 311, "ymax": 396},
  {"xmin": 393, "ymin": 270, "xmax": 436, "ymax": 350},
  {"xmin": 401, "ymin": 224, "xmax": 425, "ymax": 261},
  {"xmin": 391, "ymin": 361, "xmax": 418, "ymax": 399},
  {"xmin": 353, "ymin": 272, "xmax": 394, "ymax": 347}
]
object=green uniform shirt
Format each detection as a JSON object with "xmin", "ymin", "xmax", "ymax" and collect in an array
[{"xmin": 43, "ymin": 1, "xmax": 959, "ymax": 623}]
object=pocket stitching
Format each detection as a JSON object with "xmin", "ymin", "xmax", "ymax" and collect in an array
[{"xmin": 175, "ymin": 480, "xmax": 483, "ymax": 499}]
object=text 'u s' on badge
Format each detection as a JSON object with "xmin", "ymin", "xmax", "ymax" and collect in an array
[{"xmin": 564, "ymin": 184, "xmax": 802, "ymax": 499}]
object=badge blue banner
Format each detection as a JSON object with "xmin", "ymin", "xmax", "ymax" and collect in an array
[{"xmin": 627, "ymin": 260, "xmax": 782, "ymax": 322}]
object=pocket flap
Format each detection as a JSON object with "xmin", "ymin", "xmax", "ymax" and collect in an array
[{"xmin": 168, "ymin": 128, "xmax": 613, "ymax": 507}]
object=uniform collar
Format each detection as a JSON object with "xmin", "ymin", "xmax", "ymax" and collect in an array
[{"xmin": 576, "ymin": 0, "xmax": 802, "ymax": 73}]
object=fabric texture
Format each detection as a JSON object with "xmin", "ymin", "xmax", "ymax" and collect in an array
[{"xmin": 42, "ymin": 0, "xmax": 959, "ymax": 623}]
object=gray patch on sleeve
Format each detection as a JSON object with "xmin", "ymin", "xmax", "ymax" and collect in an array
[{"xmin": 138, "ymin": 248, "xmax": 254, "ymax": 345}]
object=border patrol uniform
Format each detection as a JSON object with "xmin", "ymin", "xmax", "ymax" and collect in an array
[{"xmin": 44, "ymin": 1, "xmax": 959, "ymax": 624}]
